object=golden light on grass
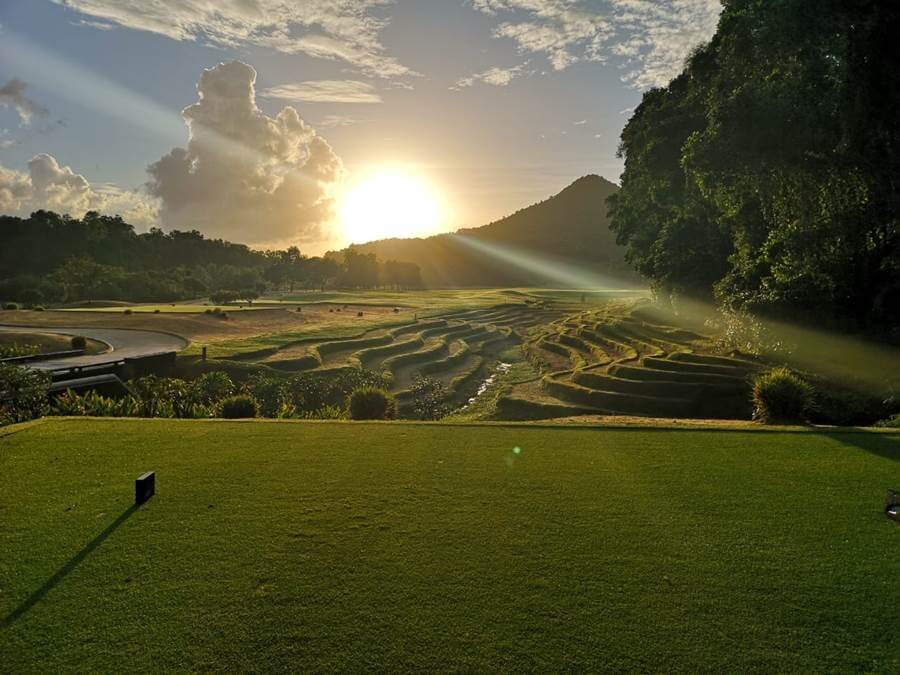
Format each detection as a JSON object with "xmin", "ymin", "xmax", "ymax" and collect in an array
[{"xmin": 339, "ymin": 167, "xmax": 445, "ymax": 245}]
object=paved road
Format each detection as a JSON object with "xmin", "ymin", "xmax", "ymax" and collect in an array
[{"xmin": 0, "ymin": 325, "xmax": 189, "ymax": 371}]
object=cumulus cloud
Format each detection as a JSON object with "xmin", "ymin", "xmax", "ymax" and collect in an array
[
  {"xmin": 454, "ymin": 63, "xmax": 531, "ymax": 89},
  {"xmin": 263, "ymin": 80, "xmax": 382, "ymax": 104},
  {"xmin": 52, "ymin": 0, "xmax": 415, "ymax": 79},
  {"xmin": 0, "ymin": 78, "xmax": 48, "ymax": 125},
  {"xmin": 0, "ymin": 153, "xmax": 155, "ymax": 224},
  {"xmin": 147, "ymin": 61, "xmax": 344, "ymax": 247},
  {"xmin": 469, "ymin": 0, "xmax": 721, "ymax": 89}
]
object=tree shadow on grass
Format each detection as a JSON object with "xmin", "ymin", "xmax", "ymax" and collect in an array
[
  {"xmin": 2, "ymin": 503, "xmax": 139, "ymax": 627},
  {"xmin": 821, "ymin": 429, "xmax": 900, "ymax": 463}
]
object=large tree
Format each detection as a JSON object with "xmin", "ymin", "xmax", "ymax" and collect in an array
[{"xmin": 611, "ymin": 0, "xmax": 900, "ymax": 332}]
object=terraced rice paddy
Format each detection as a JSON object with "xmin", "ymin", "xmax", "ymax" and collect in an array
[
  {"xmin": 232, "ymin": 302, "xmax": 564, "ymax": 414},
  {"xmin": 505, "ymin": 302, "xmax": 765, "ymax": 420},
  {"xmin": 196, "ymin": 295, "xmax": 764, "ymax": 422}
]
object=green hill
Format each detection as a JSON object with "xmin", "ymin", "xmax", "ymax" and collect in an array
[{"xmin": 338, "ymin": 175, "xmax": 640, "ymax": 288}]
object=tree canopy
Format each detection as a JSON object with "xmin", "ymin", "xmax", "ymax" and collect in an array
[
  {"xmin": 610, "ymin": 0, "xmax": 899, "ymax": 334},
  {"xmin": 0, "ymin": 211, "xmax": 421, "ymax": 304}
]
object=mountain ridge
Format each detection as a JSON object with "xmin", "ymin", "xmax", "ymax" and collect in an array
[{"xmin": 332, "ymin": 175, "xmax": 639, "ymax": 288}]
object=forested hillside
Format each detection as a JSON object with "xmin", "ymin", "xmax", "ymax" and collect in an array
[
  {"xmin": 610, "ymin": 0, "xmax": 899, "ymax": 335},
  {"xmin": 0, "ymin": 210, "xmax": 421, "ymax": 304}
]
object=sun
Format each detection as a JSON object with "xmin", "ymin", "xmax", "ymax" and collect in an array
[{"xmin": 339, "ymin": 168, "xmax": 445, "ymax": 245}]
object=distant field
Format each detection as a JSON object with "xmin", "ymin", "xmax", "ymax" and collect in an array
[
  {"xmin": 1, "ymin": 419, "xmax": 897, "ymax": 671},
  {"xmin": 58, "ymin": 304, "xmax": 273, "ymax": 313}
]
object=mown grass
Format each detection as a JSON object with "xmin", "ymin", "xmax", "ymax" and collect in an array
[{"xmin": 2, "ymin": 418, "xmax": 896, "ymax": 671}]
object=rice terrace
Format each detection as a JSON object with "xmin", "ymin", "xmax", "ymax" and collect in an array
[{"xmin": 1, "ymin": 0, "xmax": 899, "ymax": 672}]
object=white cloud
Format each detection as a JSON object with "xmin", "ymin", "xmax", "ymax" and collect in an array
[
  {"xmin": 318, "ymin": 114, "xmax": 367, "ymax": 128},
  {"xmin": 573, "ymin": 119, "xmax": 586, "ymax": 125},
  {"xmin": 52, "ymin": 0, "xmax": 415, "ymax": 79},
  {"xmin": 470, "ymin": 0, "xmax": 721, "ymax": 89},
  {"xmin": 263, "ymin": 80, "xmax": 382, "ymax": 104},
  {"xmin": 0, "ymin": 78, "xmax": 48, "ymax": 125},
  {"xmin": 454, "ymin": 63, "xmax": 530, "ymax": 89},
  {"xmin": 147, "ymin": 61, "xmax": 344, "ymax": 247},
  {"xmin": 0, "ymin": 153, "xmax": 156, "ymax": 224}
]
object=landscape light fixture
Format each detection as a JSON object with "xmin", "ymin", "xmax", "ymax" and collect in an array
[
  {"xmin": 886, "ymin": 489, "xmax": 899, "ymax": 522},
  {"xmin": 135, "ymin": 471, "xmax": 156, "ymax": 505}
]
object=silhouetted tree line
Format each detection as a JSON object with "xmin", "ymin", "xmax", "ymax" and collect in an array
[
  {"xmin": 0, "ymin": 210, "xmax": 421, "ymax": 304},
  {"xmin": 610, "ymin": 0, "xmax": 899, "ymax": 334}
]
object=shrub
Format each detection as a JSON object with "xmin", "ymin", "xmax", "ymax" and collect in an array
[
  {"xmin": 123, "ymin": 308, "xmax": 133, "ymax": 315},
  {"xmin": 70, "ymin": 335, "xmax": 87, "ymax": 351},
  {"xmin": 393, "ymin": 307, "xmax": 399, "ymax": 313},
  {"xmin": 875, "ymin": 413, "xmax": 900, "ymax": 429},
  {"xmin": 299, "ymin": 404, "xmax": 347, "ymax": 420},
  {"xmin": 192, "ymin": 371, "xmax": 235, "ymax": 406},
  {"xmin": 241, "ymin": 374, "xmax": 288, "ymax": 417},
  {"xmin": 33, "ymin": 305, "xmax": 45, "ymax": 311},
  {"xmin": 348, "ymin": 387, "xmax": 396, "ymax": 420},
  {"xmin": 295, "ymin": 306, "xmax": 302, "ymax": 312},
  {"xmin": 218, "ymin": 395, "xmax": 257, "ymax": 419},
  {"xmin": 409, "ymin": 375, "xmax": 450, "ymax": 420},
  {"xmin": 357, "ymin": 311, "xmax": 363, "ymax": 317},
  {"xmin": 0, "ymin": 343, "xmax": 39, "ymax": 359},
  {"xmin": 3, "ymin": 302, "xmax": 19, "ymax": 310},
  {"xmin": 752, "ymin": 367, "xmax": 814, "ymax": 423},
  {"xmin": 0, "ymin": 363, "xmax": 51, "ymax": 425},
  {"xmin": 204, "ymin": 308, "xmax": 213, "ymax": 314},
  {"xmin": 154, "ymin": 309, "xmax": 161, "ymax": 313}
]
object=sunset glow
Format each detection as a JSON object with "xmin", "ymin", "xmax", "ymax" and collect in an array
[{"xmin": 339, "ymin": 168, "xmax": 445, "ymax": 245}]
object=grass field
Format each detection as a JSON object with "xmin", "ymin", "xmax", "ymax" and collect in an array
[
  {"xmin": 1, "ymin": 419, "xmax": 897, "ymax": 671},
  {"xmin": 0, "ymin": 332, "xmax": 107, "ymax": 356}
]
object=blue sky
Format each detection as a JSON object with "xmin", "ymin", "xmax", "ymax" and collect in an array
[{"xmin": 0, "ymin": 1, "xmax": 721, "ymax": 252}]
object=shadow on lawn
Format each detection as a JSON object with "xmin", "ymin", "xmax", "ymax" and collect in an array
[
  {"xmin": 821, "ymin": 429, "xmax": 900, "ymax": 463},
  {"xmin": 2, "ymin": 503, "xmax": 139, "ymax": 627}
]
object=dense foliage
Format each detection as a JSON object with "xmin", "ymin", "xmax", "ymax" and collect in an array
[
  {"xmin": 0, "ymin": 363, "xmax": 51, "ymax": 425},
  {"xmin": 0, "ymin": 211, "xmax": 422, "ymax": 304},
  {"xmin": 610, "ymin": 1, "xmax": 899, "ymax": 334},
  {"xmin": 45, "ymin": 368, "xmax": 393, "ymax": 421}
]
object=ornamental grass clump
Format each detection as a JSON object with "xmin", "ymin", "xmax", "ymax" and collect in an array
[{"xmin": 752, "ymin": 367, "xmax": 814, "ymax": 424}]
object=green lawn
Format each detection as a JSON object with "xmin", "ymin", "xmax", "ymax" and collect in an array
[{"xmin": 1, "ymin": 419, "xmax": 897, "ymax": 671}]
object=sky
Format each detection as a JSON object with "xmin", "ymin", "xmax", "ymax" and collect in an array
[{"xmin": 0, "ymin": 0, "xmax": 722, "ymax": 254}]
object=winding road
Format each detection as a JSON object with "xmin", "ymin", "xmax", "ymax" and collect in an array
[{"xmin": 0, "ymin": 325, "xmax": 189, "ymax": 371}]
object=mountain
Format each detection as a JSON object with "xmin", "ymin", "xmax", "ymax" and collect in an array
[{"xmin": 337, "ymin": 175, "xmax": 639, "ymax": 288}]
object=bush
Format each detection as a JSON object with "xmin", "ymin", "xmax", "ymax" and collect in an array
[
  {"xmin": 70, "ymin": 335, "xmax": 87, "ymax": 351},
  {"xmin": 192, "ymin": 371, "xmax": 235, "ymax": 406},
  {"xmin": 295, "ymin": 306, "xmax": 302, "ymax": 312},
  {"xmin": 357, "ymin": 311, "xmax": 363, "ymax": 317},
  {"xmin": 217, "ymin": 395, "xmax": 258, "ymax": 419},
  {"xmin": 348, "ymin": 387, "xmax": 396, "ymax": 420},
  {"xmin": 752, "ymin": 367, "xmax": 814, "ymax": 423},
  {"xmin": 33, "ymin": 305, "xmax": 45, "ymax": 311},
  {"xmin": 241, "ymin": 374, "xmax": 290, "ymax": 417},
  {"xmin": 0, "ymin": 363, "xmax": 51, "ymax": 425},
  {"xmin": 875, "ymin": 413, "xmax": 900, "ymax": 428},
  {"xmin": 123, "ymin": 308, "xmax": 133, "ymax": 315},
  {"xmin": 2, "ymin": 302, "xmax": 19, "ymax": 310},
  {"xmin": 409, "ymin": 375, "xmax": 450, "ymax": 420},
  {"xmin": 154, "ymin": 309, "xmax": 161, "ymax": 313}
]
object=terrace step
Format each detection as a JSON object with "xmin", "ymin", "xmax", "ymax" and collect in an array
[
  {"xmin": 543, "ymin": 376, "xmax": 694, "ymax": 417},
  {"xmin": 641, "ymin": 356, "xmax": 757, "ymax": 377},
  {"xmin": 608, "ymin": 363, "xmax": 750, "ymax": 385}
]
